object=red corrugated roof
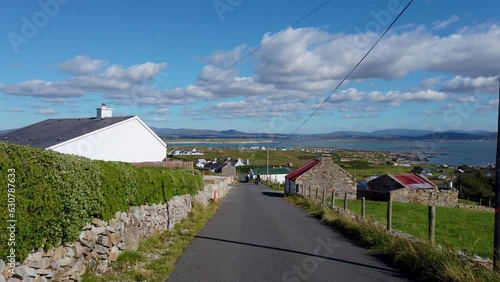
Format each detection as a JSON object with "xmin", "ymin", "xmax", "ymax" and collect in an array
[
  {"xmin": 285, "ymin": 159, "xmax": 320, "ymax": 181},
  {"xmin": 392, "ymin": 173, "xmax": 436, "ymax": 189}
]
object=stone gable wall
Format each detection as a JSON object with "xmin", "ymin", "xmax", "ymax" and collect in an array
[
  {"xmin": 366, "ymin": 175, "xmax": 403, "ymax": 192},
  {"xmin": 296, "ymin": 155, "xmax": 357, "ymax": 199},
  {"xmin": 0, "ymin": 176, "xmax": 231, "ymax": 282}
]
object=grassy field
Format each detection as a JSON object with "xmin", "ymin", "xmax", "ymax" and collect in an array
[
  {"xmin": 288, "ymin": 196, "xmax": 500, "ymax": 282},
  {"xmin": 327, "ymin": 198, "xmax": 494, "ymax": 259}
]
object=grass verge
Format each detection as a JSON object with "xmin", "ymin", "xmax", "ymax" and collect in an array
[
  {"xmin": 287, "ymin": 195, "xmax": 500, "ymax": 282},
  {"xmin": 82, "ymin": 201, "xmax": 219, "ymax": 282}
]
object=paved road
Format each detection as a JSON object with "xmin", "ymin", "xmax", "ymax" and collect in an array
[{"xmin": 168, "ymin": 183, "xmax": 411, "ymax": 282}]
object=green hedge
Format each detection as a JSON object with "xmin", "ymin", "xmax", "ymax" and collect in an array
[{"xmin": 0, "ymin": 142, "xmax": 203, "ymax": 261}]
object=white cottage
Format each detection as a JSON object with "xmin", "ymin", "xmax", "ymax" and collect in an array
[{"xmin": 1, "ymin": 104, "xmax": 166, "ymax": 162}]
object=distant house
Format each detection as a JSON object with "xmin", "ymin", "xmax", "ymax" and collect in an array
[
  {"xmin": 358, "ymin": 173, "xmax": 458, "ymax": 206},
  {"xmin": 221, "ymin": 162, "xmax": 236, "ymax": 177},
  {"xmin": 0, "ymin": 104, "xmax": 166, "ymax": 162},
  {"xmin": 250, "ymin": 167, "xmax": 291, "ymax": 184},
  {"xmin": 195, "ymin": 159, "xmax": 207, "ymax": 169},
  {"xmin": 284, "ymin": 154, "xmax": 357, "ymax": 198},
  {"xmin": 230, "ymin": 158, "xmax": 249, "ymax": 167},
  {"xmin": 169, "ymin": 148, "xmax": 204, "ymax": 156}
]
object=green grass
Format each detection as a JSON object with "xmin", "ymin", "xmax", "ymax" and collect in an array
[
  {"xmin": 82, "ymin": 201, "xmax": 219, "ymax": 282},
  {"xmin": 288, "ymin": 196, "xmax": 500, "ymax": 282},
  {"xmin": 329, "ymin": 198, "xmax": 494, "ymax": 259}
]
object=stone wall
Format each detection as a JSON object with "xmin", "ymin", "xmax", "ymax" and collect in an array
[
  {"xmin": 0, "ymin": 176, "xmax": 231, "ymax": 282},
  {"xmin": 296, "ymin": 154, "xmax": 357, "ymax": 199},
  {"xmin": 389, "ymin": 188, "xmax": 458, "ymax": 207}
]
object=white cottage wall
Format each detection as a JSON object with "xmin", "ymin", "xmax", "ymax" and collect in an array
[{"xmin": 49, "ymin": 117, "xmax": 166, "ymax": 162}]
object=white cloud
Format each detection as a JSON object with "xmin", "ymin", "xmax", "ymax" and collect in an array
[
  {"xmin": 6, "ymin": 108, "xmax": 24, "ymax": 113},
  {"xmin": 367, "ymin": 89, "xmax": 446, "ymax": 105},
  {"xmin": 58, "ymin": 55, "xmax": 108, "ymax": 75},
  {"xmin": 340, "ymin": 114, "xmax": 378, "ymax": 119},
  {"xmin": 0, "ymin": 80, "xmax": 85, "ymax": 97},
  {"xmin": 329, "ymin": 88, "xmax": 364, "ymax": 103},
  {"xmin": 252, "ymin": 24, "xmax": 500, "ymax": 86},
  {"xmin": 433, "ymin": 15, "xmax": 459, "ymax": 30},
  {"xmin": 441, "ymin": 75, "xmax": 498, "ymax": 93},
  {"xmin": 36, "ymin": 108, "xmax": 57, "ymax": 115},
  {"xmin": 207, "ymin": 45, "xmax": 248, "ymax": 68},
  {"xmin": 455, "ymin": 96, "xmax": 478, "ymax": 103}
]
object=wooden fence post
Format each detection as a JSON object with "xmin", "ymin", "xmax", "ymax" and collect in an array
[
  {"xmin": 343, "ymin": 192, "xmax": 348, "ymax": 212},
  {"xmin": 322, "ymin": 189, "xmax": 325, "ymax": 205},
  {"xmin": 467, "ymin": 197, "xmax": 469, "ymax": 205},
  {"xmin": 480, "ymin": 198, "xmax": 482, "ymax": 206},
  {"xmin": 387, "ymin": 201, "xmax": 392, "ymax": 231},
  {"xmin": 308, "ymin": 186, "xmax": 311, "ymax": 198},
  {"xmin": 331, "ymin": 189, "xmax": 335, "ymax": 208},
  {"xmin": 361, "ymin": 197, "xmax": 366, "ymax": 219},
  {"xmin": 315, "ymin": 187, "xmax": 319, "ymax": 202},
  {"xmin": 428, "ymin": 206, "xmax": 436, "ymax": 244}
]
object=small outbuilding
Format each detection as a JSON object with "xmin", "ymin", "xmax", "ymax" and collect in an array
[{"xmin": 284, "ymin": 154, "xmax": 357, "ymax": 198}]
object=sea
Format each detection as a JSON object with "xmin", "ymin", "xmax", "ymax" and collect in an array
[{"xmin": 166, "ymin": 140, "xmax": 496, "ymax": 167}]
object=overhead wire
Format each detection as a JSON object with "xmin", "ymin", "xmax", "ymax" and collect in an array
[
  {"xmin": 175, "ymin": 0, "xmax": 333, "ymax": 99},
  {"xmin": 276, "ymin": 0, "xmax": 414, "ymax": 145}
]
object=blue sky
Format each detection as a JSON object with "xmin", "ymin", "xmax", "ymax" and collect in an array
[{"xmin": 0, "ymin": 0, "xmax": 499, "ymax": 134}]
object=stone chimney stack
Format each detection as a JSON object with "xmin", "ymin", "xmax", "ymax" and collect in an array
[{"xmin": 96, "ymin": 103, "xmax": 113, "ymax": 119}]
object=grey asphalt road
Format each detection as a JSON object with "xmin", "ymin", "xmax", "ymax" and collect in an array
[{"xmin": 167, "ymin": 182, "xmax": 411, "ymax": 282}]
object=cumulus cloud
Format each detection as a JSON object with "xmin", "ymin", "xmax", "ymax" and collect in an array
[
  {"xmin": 252, "ymin": 24, "xmax": 500, "ymax": 85},
  {"xmin": 58, "ymin": 55, "xmax": 108, "ymax": 75},
  {"xmin": 440, "ymin": 75, "xmax": 499, "ymax": 93},
  {"xmin": 340, "ymin": 114, "xmax": 379, "ymax": 119},
  {"xmin": 36, "ymin": 108, "xmax": 57, "ymax": 115},
  {"xmin": 368, "ymin": 89, "xmax": 446, "ymax": 106},
  {"xmin": 433, "ymin": 15, "xmax": 459, "ymax": 30},
  {"xmin": 0, "ymin": 59, "xmax": 169, "ymax": 101},
  {"xmin": 6, "ymin": 108, "xmax": 24, "ymax": 113},
  {"xmin": 0, "ymin": 80, "xmax": 85, "ymax": 97},
  {"xmin": 455, "ymin": 96, "xmax": 478, "ymax": 103}
]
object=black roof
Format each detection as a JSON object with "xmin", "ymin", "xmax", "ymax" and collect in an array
[{"xmin": 0, "ymin": 116, "xmax": 135, "ymax": 149}]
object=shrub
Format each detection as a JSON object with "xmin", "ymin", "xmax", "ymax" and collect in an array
[{"xmin": 0, "ymin": 142, "xmax": 202, "ymax": 261}]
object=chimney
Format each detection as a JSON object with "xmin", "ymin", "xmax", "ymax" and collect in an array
[{"xmin": 96, "ymin": 103, "xmax": 113, "ymax": 119}]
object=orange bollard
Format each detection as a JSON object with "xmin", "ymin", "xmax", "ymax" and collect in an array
[{"xmin": 213, "ymin": 189, "xmax": 218, "ymax": 203}]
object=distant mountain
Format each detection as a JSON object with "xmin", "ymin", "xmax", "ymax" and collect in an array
[
  {"xmin": 412, "ymin": 132, "xmax": 497, "ymax": 141},
  {"xmin": 151, "ymin": 127, "xmax": 496, "ymax": 141},
  {"xmin": 151, "ymin": 127, "xmax": 289, "ymax": 139},
  {"xmin": 368, "ymin": 129, "xmax": 436, "ymax": 137}
]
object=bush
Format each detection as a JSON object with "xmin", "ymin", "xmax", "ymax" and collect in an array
[{"xmin": 0, "ymin": 142, "xmax": 203, "ymax": 261}]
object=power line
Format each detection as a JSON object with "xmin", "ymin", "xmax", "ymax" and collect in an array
[
  {"xmin": 277, "ymin": 0, "xmax": 414, "ymax": 144},
  {"xmin": 176, "ymin": 0, "xmax": 333, "ymax": 99}
]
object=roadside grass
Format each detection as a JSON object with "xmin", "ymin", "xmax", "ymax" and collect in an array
[
  {"xmin": 330, "ymin": 198, "xmax": 493, "ymax": 259},
  {"xmin": 82, "ymin": 201, "xmax": 219, "ymax": 282},
  {"xmin": 288, "ymin": 196, "xmax": 500, "ymax": 282}
]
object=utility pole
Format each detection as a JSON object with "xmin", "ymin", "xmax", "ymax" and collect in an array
[
  {"xmin": 494, "ymin": 76, "xmax": 500, "ymax": 271},
  {"xmin": 266, "ymin": 146, "xmax": 269, "ymax": 181}
]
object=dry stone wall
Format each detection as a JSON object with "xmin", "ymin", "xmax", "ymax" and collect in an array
[
  {"xmin": 389, "ymin": 188, "xmax": 458, "ymax": 206},
  {"xmin": 0, "ymin": 176, "xmax": 231, "ymax": 282}
]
